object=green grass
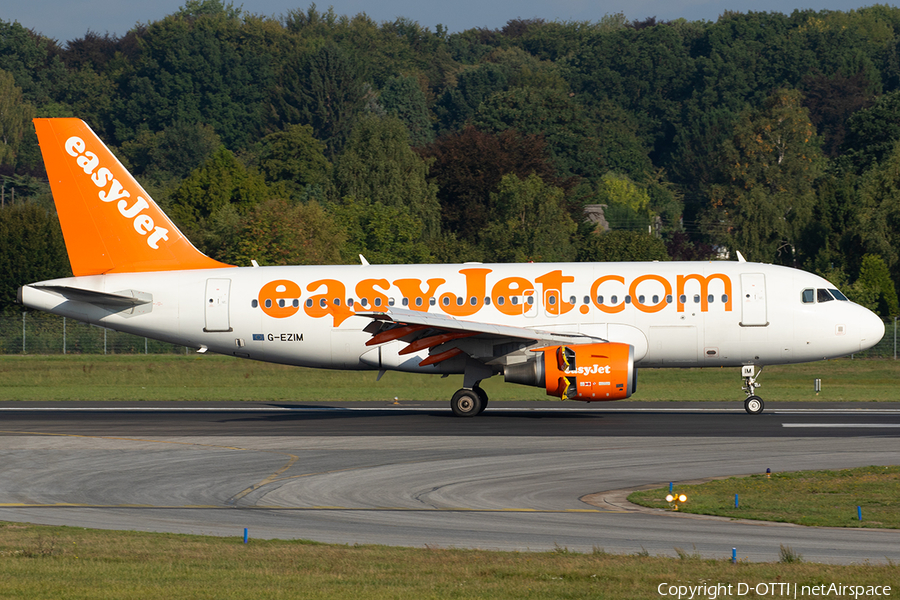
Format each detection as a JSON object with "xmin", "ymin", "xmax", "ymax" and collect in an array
[
  {"xmin": 0, "ymin": 523, "xmax": 897, "ymax": 600},
  {"xmin": 628, "ymin": 466, "xmax": 900, "ymax": 528},
  {"xmin": 1, "ymin": 354, "xmax": 898, "ymax": 402}
]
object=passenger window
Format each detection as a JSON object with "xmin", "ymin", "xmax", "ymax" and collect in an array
[
  {"xmin": 484, "ymin": 297, "xmax": 491, "ymax": 306},
  {"xmin": 415, "ymin": 298, "xmax": 423, "ymax": 307},
  {"xmin": 251, "ymin": 299, "xmax": 258, "ymax": 308},
  {"xmin": 802, "ymin": 289, "xmax": 814, "ymax": 303},
  {"xmin": 293, "ymin": 299, "xmax": 300, "ymax": 308},
  {"xmin": 430, "ymin": 297, "xmax": 436, "ymax": 306},
  {"xmin": 470, "ymin": 296, "xmax": 478, "ymax": 305},
  {"xmin": 611, "ymin": 295, "xmax": 618, "ymax": 304},
  {"xmin": 442, "ymin": 296, "xmax": 450, "ymax": 306},
  {"xmin": 361, "ymin": 298, "xmax": 369, "ymax": 307},
  {"xmin": 319, "ymin": 299, "xmax": 327, "ymax": 308},
  {"xmin": 707, "ymin": 295, "xmax": 714, "ymax": 303},
  {"xmin": 652, "ymin": 295, "xmax": 659, "ymax": 304},
  {"xmin": 265, "ymin": 299, "xmax": 272, "ymax": 308},
  {"xmin": 548, "ymin": 295, "xmax": 557, "ymax": 305},
  {"xmin": 497, "ymin": 296, "xmax": 505, "ymax": 306},
  {"xmin": 374, "ymin": 298, "xmax": 382, "ymax": 307},
  {"xmin": 306, "ymin": 299, "xmax": 313, "ymax": 308},
  {"xmin": 583, "ymin": 296, "xmax": 590, "ymax": 304},
  {"xmin": 679, "ymin": 294, "xmax": 686, "ymax": 304},
  {"xmin": 597, "ymin": 296, "xmax": 604, "ymax": 304},
  {"xmin": 625, "ymin": 295, "xmax": 631, "ymax": 304},
  {"xmin": 666, "ymin": 295, "xmax": 673, "ymax": 304},
  {"xmin": 569, "ymin": 296, "xmax": 576, "ymax": 305},
  {"xmin": 817, "ymin": 289, "xmax": 834, "ymax": 303},
  {"xmin": 693, "ymin": 295, "xmax": 700, "ymax": 303},
  {"xmin": 388, "ymin": 298, "xmax": 395, "ymax": 306},
  {"xmin": 638, "ymin": 295, "xmax": 645, "ymax": 304},
  {"xmin": 721, "ymin": 294, "xmax": 728, "ymax": 303}
]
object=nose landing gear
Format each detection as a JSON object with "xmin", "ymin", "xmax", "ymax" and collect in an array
[{"xmin": 742, "ymin": 365, "xmax": 764, "ymax": 414}]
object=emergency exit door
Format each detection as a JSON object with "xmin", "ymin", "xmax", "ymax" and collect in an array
[{"xmin": 204, "ymin": 278, "xmax": 232, "ymax": 332}]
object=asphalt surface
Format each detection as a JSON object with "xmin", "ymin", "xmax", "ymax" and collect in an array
[{"xmin": 1, "ymin": 400, "xmax": 898, "ymax": 563}]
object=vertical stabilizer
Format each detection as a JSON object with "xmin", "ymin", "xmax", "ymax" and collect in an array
[{"xmin": 33, "ymin": 118, "xmax": 232, "ymax": 275}]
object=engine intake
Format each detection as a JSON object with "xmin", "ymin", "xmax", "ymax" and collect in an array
[{"xmin": 504, "ymin": 342, "xmax": 636, "ymax": 402}]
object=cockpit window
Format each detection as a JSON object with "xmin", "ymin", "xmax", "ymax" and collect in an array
[
  {"xmin": 829, "ymin": 288, "xmax": 849, "ymax": 301},
  {"xmin": 817, "ymin": 289, "xmax": 835, "ymax": 303},
  {"xmin": 802, "ymin": 289, "xmax": 814, "ymax": 303}
]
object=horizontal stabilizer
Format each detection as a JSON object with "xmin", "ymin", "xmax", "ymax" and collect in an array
[{"xmin": 29, "ymin": 285, "xmax": 152, "ymax": 308}]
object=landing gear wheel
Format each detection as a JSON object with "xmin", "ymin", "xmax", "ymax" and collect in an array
[
  {"xmin": 473, "ymin": 386, "xmax": 489, "ymax": 415},
  {"xmin": 744, "ymin": 396, "xmax": 764, "ymax": 415},
  {"xmin": 451, "ymin": 388, "xmax": 482, "ymax": 417}
]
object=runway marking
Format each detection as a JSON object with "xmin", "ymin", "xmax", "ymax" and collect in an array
[
  {"xmin": 2, "ymin": 406, "xmax": 899, "ymax": 414},
  {"xmin": 0, "ymin": 502, "xmax": 626, "ymax": 514},
  {"xmin": 782, "ymin": 423, "xmax": 900, "ymax": 428}
]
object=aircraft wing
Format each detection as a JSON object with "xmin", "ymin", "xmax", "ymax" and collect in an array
[{"xmin": 356, "ymin": 307, "xmax": 605, "ymax": 367}]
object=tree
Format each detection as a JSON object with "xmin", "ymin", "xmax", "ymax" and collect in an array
[
  {"xmin": 578, "ymin": 230, "xmax": 669, "ymax": 262},
  {"xmin": 255, "ymin": 124, "xmax": 332, "ymax": 201},
  {"xmin": 418, "ymin": 126, "xmax": 564, "ymax": 243},
  {"xmin": 472, "ymin": 86, "xmax": 652, "ymax": 181},
  {"xmin": 331, "ymin": 196, "xmax": 433, "ymax": 265},
  {"xmin": 118, "ymin": 121, "xmax": 223, "ymax": 184},
  {"xmin": 0, "ymin": 69, "xmax": 36, "ymax": 167},
  {"xmin": 212, "ymin": 198, "xmax": 345, "ymax": 266},
  {"xmin": 843, "ymin": 90, "xmax": 900, "ymax": 173},
  {"xmin": 857, "ymin": 139, "xmax": 900, "ymax": 287},
  {"xmin": 274, "ymin": 42, "xmax": 369, "ymax": 157},
  {"xmin": 479, "ymin": 173, "xmax": 576, "ymax": 263},
  {"xmin": 705, "ymin": 89, "xmax": 824, "ymax": 264},
  {"xmin": 0, "ymin": 203, "xmax": 70, "ymax": 311},
  {"xmin": 380, "ymin": 75, "xmax": 434, "ymax": 146},
  {"xmin": 168, "ymin": 146, "xmax": 269, "ymax": 241},
  {"xmin": 335, "ymin": 115, "xmax": 441, "ymax": 240},
  {"xmin": 845, "ymin": 254, "xmax": 899, "ymax": 317}
]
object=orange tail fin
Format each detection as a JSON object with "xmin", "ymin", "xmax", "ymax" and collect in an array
[{"xmin": 34, "ymin": 118, "xmax": 233, "ymax": 276}]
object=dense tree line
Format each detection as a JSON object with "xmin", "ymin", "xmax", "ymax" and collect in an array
[{"xmin": 2, "ymin": 1, "xmax": 900, "ymax": 316}]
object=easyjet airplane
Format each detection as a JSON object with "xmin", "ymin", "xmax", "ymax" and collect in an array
[{"xmin": 19, "ymin": 118, "xmax": 886, "ymax": 416}]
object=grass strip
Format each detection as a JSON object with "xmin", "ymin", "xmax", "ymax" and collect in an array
[
  {"xmin": 1, "ymin": 354, "xmax": 899, "ymax": 402},
  {"xmin": 628, "ymin": 466, "xmax": 900, "ymax": 528},
  {"xmin": 0, "ymin": 522, "xmax": 897, "ymax": 600}
]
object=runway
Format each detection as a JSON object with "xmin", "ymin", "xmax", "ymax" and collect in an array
[{"xmin": 1, "ymin": 401, "xmax": 898, "ymax": 563}]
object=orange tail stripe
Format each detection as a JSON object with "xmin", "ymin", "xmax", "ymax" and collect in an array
[
  {"xmin": 366, "ymin": 324, "xmax": 429, "ymax": 346},
  {"xmin": 418, "ymin": 347, "xmax": 463, "ymax": 367},
  {"xmin": 399, "ymin": 331, "xmax": 478, "ymax": 355}
]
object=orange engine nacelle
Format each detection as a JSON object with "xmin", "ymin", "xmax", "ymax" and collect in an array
[{"xmin": 503, "ymin": 343, "xmax": 636, "ymax": 402}]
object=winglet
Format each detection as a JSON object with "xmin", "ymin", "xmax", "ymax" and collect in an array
[
  {"xmin": 33, "ymin": 118, "xmax": 233, "ymax": 275},
  {"xmin": 736, "ymin": 251, "xmax": 747, "ymax": 263}
]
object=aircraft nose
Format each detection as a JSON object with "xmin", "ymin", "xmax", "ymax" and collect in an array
[{"xmin": 858, "ymin": 307, "xmax": 885, "ymax": 352}]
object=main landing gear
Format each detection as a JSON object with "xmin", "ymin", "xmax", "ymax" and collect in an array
[
  {"xmin": 450, "ymin": 385, "xmax": 489, "ymax": 417},
  {"xmin": 741, "ymin": 365, "xmax": 764, "ymax": 415}
]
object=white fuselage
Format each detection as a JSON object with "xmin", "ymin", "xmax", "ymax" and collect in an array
[{"xmin": 21, "ymin": 261, "xmax": 885, "ymax": 375}]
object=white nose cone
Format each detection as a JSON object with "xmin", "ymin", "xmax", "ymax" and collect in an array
[{"xmin": 858, "ymin": 307, "xmax": 885, "ymax": 352}]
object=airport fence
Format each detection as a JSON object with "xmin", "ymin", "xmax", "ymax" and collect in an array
[
  {"xmin": 0, "ymin": 310, "xmax": 897, "ymax": 358},
  {"xmin": 0, "ymin": 310, "xmax": 190, "ymax": 355}
]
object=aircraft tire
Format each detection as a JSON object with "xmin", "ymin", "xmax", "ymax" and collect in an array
[
  {"xmin": 473, "ymin": 386, "xmax": 489, "ymax": 414},
  {"xmin": 744, "ymin": 395, "xmax": 764, "ymax": 415},
  {"xmin": 451, "ymin": 388, "xmax": 482, "ymax": 417}
]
